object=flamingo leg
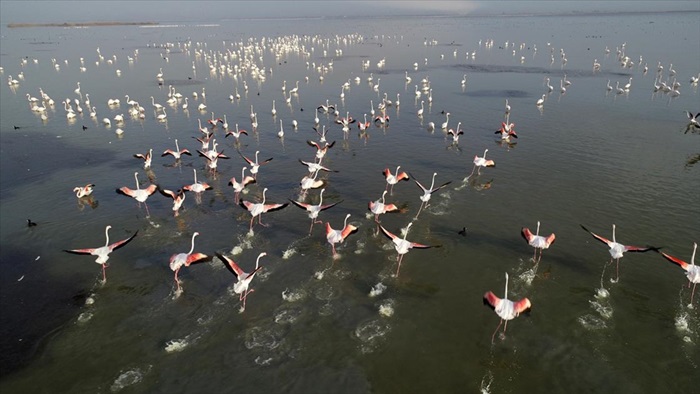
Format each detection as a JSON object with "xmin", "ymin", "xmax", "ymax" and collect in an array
[
  {"xmin": 101, "ymin": 264, "xmax": 107, "ymax": 283},
  {"xmin": 259, "ymin": 215, "xmax": 269, "ymax": 227},
  {"xmin": 395, "ymin": 254, "xmax": 404, "ymax": 277},
  {"xmin": 415, "ymin": 202, "xmax": 425, "ymax": 219},
  {"xmin": 174, "ymin": 269, "xmax": 181, "ymax": 292},
  {"xmin": 615, "ymin": 258, "xmax": 620, "ymax": 282},
  {"xmin": 491, "ymin": 319, "xmax": 503, "ymax": 344},
  {"xmin": 691, "ymin": 283, "xmax": 697, "ymax": 305},
  {"xmin": 249, "ymin": 217, "xmax": 255, "ymax": 231},
  {"xmin": 144, "ymin": 202, "xmax": 151, "ymax": 218},
  {"xmin": 331, "ymin": 243, "xmax": 337, "ymax": 257}
]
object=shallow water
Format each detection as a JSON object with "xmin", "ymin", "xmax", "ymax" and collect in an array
[{"xmin": 1, "ymin": 11, "xmax": 699, "ymax": 393}]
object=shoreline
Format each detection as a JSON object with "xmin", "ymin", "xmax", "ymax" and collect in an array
[{"xmin": 7, "ymin": 21, "xmax": 159, "ymax": 28}]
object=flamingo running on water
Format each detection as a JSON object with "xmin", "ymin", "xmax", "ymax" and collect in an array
[
  {"xmin": 289, "ymin": 188, "xmax": 342, "ymax": 235},
  {"xmin": 240, "ymin": 150, "xmax": 273, "ymax": 180},
  {"xmin": 447, "ymin": 122, "xmax": 464, "ymax": 144},
  {"xmin": 239, "ymin": 188, "xmax": 289, "ymax": 232},
  {"xmin": 161, "ymin": 139, "xmax": 192, "ymax": 161},
  {"xmin": 369, "ymin": 190, "xmax": 400, "ymax": 223},
  {"xmin": 580, "ymin": 224, "xmax": 659, "ymax": 282},
  {"xmin": 116, "ymin": 172, "xmax": 157, "ymax": 216},
  {"xmin": 326, "ymin": 213, "xmax": 358, "ymax": 258},
  {"xmin": 228, "ymin": 167, "xmax": 256, "ymax": 204},
  {"xmin": 307, "ymin": 140, "xmax": 335, "ymax": 161},
  {"xmin": 470, "ymin": 149, "xmax": 495, "ymax": 176},
  {"xmin": 299, "ymin": 157, "xmax": 336, "ymax": 174},
  {"xmin": 521, "ymin": 221, "xmax": 556, "ymax": 264},
  {"xmin": 217, "ymin": 252, "xmax": 266, "ymax": 312},
  {"xmin": 383, "ymin": 166, "xmax": 409, "ymax": 194},
  {"xmin": 133, "ymin": 148, "xmax": 153, "ymax": 169},
  {"xmin": 412, "ymin": 172, "xmax": 451, "ymax": 218},
  {"xmin": 495, "ymin": 122, "xmax": 518, "ymax": 141},
  {"xmin": 483, "ymin": 272, "xmax": 532, "ymax": 343},
  {"xmin": 159, "ymin": 188, "xmax": 186, "ymax": 216},
  {"xmin": 657, "ymin": 242, "xmax": 699, "ymax": 305},
  {"xmin": 169, "ymin": 232, "xmax": 209, "ymax": 293},
  {"xmin": 225, "ymin": 123, "xmax": 248, "ymax": 142},
  {"xmin": 64, "ymin": 225, "xmax": 138, "ymax": 283},
  {"xmin": 379, "ymin": 222, "xmax": 437, "ymax": 277},
  {"xmin": 73, "ymin": 183, "xmax": 95, "ymax": 198}
]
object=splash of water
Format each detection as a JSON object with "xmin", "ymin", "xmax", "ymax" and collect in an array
[
  {"xmin": 282, "ymin": 287, "xmax": 306, "ymax": 302},
  {"xmin": 282, "ymin": 247, "xmax": 297, "ymax": 259},
  {"xmin": 479, "ymin": 371, "xmax": 494, "ymax": 394},
  {"xmin": 110, "ymin": 366, "xmax": 151, "ymax": 392},
  {"xmin": 378, "ymin": 299, "xmax": 395, "ymax": 317},
  {"xmin": 577, "ymin": 314, "xmax": 608, "ymax": 330},
  {"xmin": 369, "ymin": 282, "xmax": 387, "ymax": 297}
]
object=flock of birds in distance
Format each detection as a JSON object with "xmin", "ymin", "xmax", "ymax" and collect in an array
[{"xmin": 6, "ymin": 31, "xmax": 700, "ymax": 343}]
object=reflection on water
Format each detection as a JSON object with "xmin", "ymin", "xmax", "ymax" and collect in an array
[{"xmin": 1, "ymin": 11, "xmax": 699, "ymax": 394}]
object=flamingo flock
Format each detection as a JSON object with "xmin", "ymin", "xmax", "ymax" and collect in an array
[{"xmin": 5, "ymin": 29, "xmax": 695, "ymax": 346}]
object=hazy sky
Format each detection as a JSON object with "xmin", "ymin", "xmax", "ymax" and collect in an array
[{"xmin": 1, "ymin": 1, "xmax": 697, "ymax": 24}]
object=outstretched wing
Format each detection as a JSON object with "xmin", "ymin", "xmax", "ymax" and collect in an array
[
  {"xmin": 108, "ymin": 230, "xmax": 138, "ymax": 251},
  {"xmin": 658, "ymin": 251, "xmax": 690, "ymax": 271},
  {"xmin": 483, "ymin": 291, "xmax": 501, "ymax": 310},
  {"xmin": 378, "ymin": 225, "xmax": 398, "ymax": 241},
  {"xmin": 580, "ymin": 224, "xmax": 612, "ymax": 246},
  {"xmin": 217, "ymin": 253, "xmax": 244, "ymax": 278}
]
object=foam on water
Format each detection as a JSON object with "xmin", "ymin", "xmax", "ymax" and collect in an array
[
  {"xmin": 110, "ymin": 365, "xmax": 151, "ymax": 392},
  {"xmin": 164, "ymin": 338, "xmax": 189, "ymax": 353},
  {"xmin": 282, "ymin": 287, "xmax": 307, "ymax": 302},
  {"xmin": 577, "ymin": 314, "xmax": 608, "ymax": 330},
  {"xmin": 369, "ymin": 282, "xmax": 387, "ymax": 297},
  {"xmin": 479, "ymin": 371, "xmax": 494, "ymax": 394},
  {"xmin": 282, "ymin": 247, "xmax": 297, "ymax": 259},
  {"xmin": 274, "ymin": 307, "xmax": 303, "ymax": 324},
  {"xmin": 589, "ymin": 300, "xmax": 613, "ymax": 320},
  {"xmin": 231, "ymin": 235, "xmax": 254, "ymax": 255},
  {"xmin": 77, "ymin": 312, "xmax": 93, "ymax": 324},
  {"xmin": 674, "ymin": 312, "xmax": 691, "ymax": 333},
  {"xmin": 354, "ymin": 319, "xmax": 391, "ymax": 354},
  {"xmin": 378, "ymin": 299, "xmax": 395, "ymax": 317}
]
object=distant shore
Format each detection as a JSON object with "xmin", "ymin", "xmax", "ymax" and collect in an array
[{"xmin": 7, "ymin": 21, "xmax": 159, "ymax": 28}]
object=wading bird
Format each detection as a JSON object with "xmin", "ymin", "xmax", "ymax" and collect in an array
[
  {"xmin": 521, "ymin": 221, "xmax": 556, "ymax": 264},
  {"xmin": 64, "ymin": 225, "xmax": 138, "ymax": 283},
  {"xmin": 169, "ymin": 232, "xmax": 209, "ymax": 293},
  {"xmin": 217, "ymin": 252, "xmax": 266, "ymax": 312},
  {"xmin": 379, "ymin": 222, "xmax": 436, "ymax": 277},
  {"xmin": 658, "ymin": 242, "xmax": 698, "ymax": 305},
  {"xmin": 483, "ymin": 272, "xmax": 532, "ymax": 343}
]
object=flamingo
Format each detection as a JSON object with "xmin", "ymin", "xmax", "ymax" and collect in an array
[
  {"xmin": 358, "ymin": 113, "xmax": 371, "ymax": 131},
  {"xmin": 300, "ymin": 170, "xmax": 325, "ymax": 191},
  {"xmin": 73, "ymin": 183, "xmax": 95, "ymax": 198},
  {"xmin": 505, "ymin": 99, "xmax": 511, "ymax": 114},
  {"xmin": 228, "ymin": 167, "xmax": 256, "ymax": 204},
  {"xmin": 495, "ymin": 122, "xmax": 518, "ymax": 141},
  {"xmin": 383, "ymin": 166, "xmax": 409, "ymax": 194},
  {"xmin": 441, "ymin": 112, "xmax": 450, "ymax": 129},
  {"xmin": 159, "ymin": 188, "xmax": 186, "ymax": 216},
  {"xmin": 536, "ymin": 94, "xmax": 546, "ymax": 106},
  {"xmin": 169, "ymin": 232, "xmax": 209, "ymax": 292},
  {"xmin": 225, "ymin": 123, "xmax": 249, "ymax": 142},
  {"xmin": 483, "ymin": 272, "xmax": 532, "ymax": 343},
  {"xmin": 150, "ymin": 96, "xmax": 162, "ymax": 111},
  {"xmin": 183, "ymin": 169, "xmax": 212, "ymax": 194},
  {"xmin": 116, "ymin": 172, "xmax": 157, "ymax": 215},
  {"xmin": 447, "ymin": 122, "xmax": 464, "ymax": 144},
  {"xmin": 239, "ymin": 188, "xmax": 289, "ymax": 231},
  {"xmin": 470, "ymin": 149, "xmax": 495, "ymax": 176},
  {"xmin": 217, "ymin": 252, "xmax": 266, "ymax": 312},
  {"xmin": 64, "ymin": 225, "xmax": 138, "ymax": 283},
  {"xmin": 133, "ymin": 148, "xmax": 153, "ymax": 169},
  {"xmin": 658, "ymin": 243, "xmax": 699, "ymax": 304},
  {"xmin": 299, "ymin": 158, "xmax": 336, "ymax": 174},
  {"xmin": 684, "ymin": 111, "xmax": 699, "ymax": 128},
  {"xmin": 325, "ymin": 213, "xmax": 358, "ymax": 257},
  {"xmin": 580, "ymin": 224, "xmax": 659, "ymax": 282},
  {"xmin": 412, "ymin": 172, "xmax": 452, "ymax": 218},
  {"xmin": 368, "ymin": 190, "xmax": 400, "ymax": 223},
  {"xmin": 290, "ymin": 189, "xmax": 342, "ymax": 234},
  {"xmin": 161, "ymin": 139, "xmax": 192, "ymax": 161},
  {"xmin": 379, "ymin": 222, "xmax": 436, "ymax": 277},
  {"xmin": 417, "ymin": 101, "xmax": 424, "ymax": 117},
  {"xmin": 521, "ymin": 221, "xmax": 556, "ymax": 264},
  {"xmin": 240, "ymin": 150, "xmax": 273, "ymax": 179},
  {"xmin": 307, "ymin": 140, "xmax": 335, "ymax": 161},
  {"xmin": 271, "ymin": 99, "xmax": 277, "ymax": 116}
]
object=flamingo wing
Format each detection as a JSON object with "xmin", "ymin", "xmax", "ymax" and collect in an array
[
  {"xmin": 290, "ymin": 199, "xmax": 313, "ymax": 210},
  {"xmin": 340, "ymin": 224, "xmax": 358, "ymax": 239},
  {"xmin": 217, "ymin": 253, "xmax": 245, "ymax": 278},
  {"xmin": 513, "ymin": 298, "xmax": 532, "ymax": 314},
  {"xmin": 116, "ymin": 187, "xmax": 135, "ymax": 198},
  {"xmin": 108, "ymin": 231, "xmax": 138, "ymax": 252},
  {"xmin": 483, "ymin": 291, "xmax": 502, "ymax": 310},
  {"xmin": 262, "ymin": 202, "xmax": 289, "ymax": 213},
  {"xmin": 144, "ymin": 184, "xmax": 158, "ymax": 196},
  {"xmin": 378, "ymin": 225, "xmax": 399, "ymax": 241},
  {"xmin": 307, "ymin": 140, "xmax": 321, "ymax": 150},
  {"xmin": 64, "ymin": 247, "xmax": 99, "ymax": 255},
  {"xmin": 240, "ymin": 200, "xmax": 256, "ymax": 211},
  {"xmin": 580, "ymin": 225, "xmax": 613, "ymax": 246},
  {"xmin": 185, "ymin": 252, "xmax": 210, "ymax": 266},
  {"xmin": 521, "ymin": 227, "xmax": 535, "ymax": 244},
  {"xmin": 624, "ymin": 244, "xmax": 658, "ymax": 253},
  {"xmin": 319, "ymin": 200, "xmax": 342, "ymax": 211},
  {"xmin": 431, "ymin": 181, "xmax": 452, "ymax": 193},
  {"xmin": 159, "ymin": 188, "xmax": 177, "ymax": 199},
  {"xmin": 239, "ymin": 152, "xmax": 254, "ymax": 165},
  {"xmin": 409, "ymin": 240, "xmax": 435, "ymax": 249},
  {"xmin": 659, "ymin": 251, "xmax": 690, "ymax": 271}
]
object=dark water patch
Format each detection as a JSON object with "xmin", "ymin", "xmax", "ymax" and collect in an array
[
  {"xmin": 0, "ymin": 131, "xmax": 116, "ymax": 201},
  {"xmin": 465, "ymin": 89, "xmax": 531, "ymax": 98},
  {"xmin": 447, "ymin": 64, "xmax": 632, "ymax": 78},
  {"xmin": 0, "ymin": 245, "xmax": 82, "ymax": 378}
]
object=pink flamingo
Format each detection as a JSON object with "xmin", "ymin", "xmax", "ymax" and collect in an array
[
  {"xmin": 299, "ymin": 157, "xmax": 336, "ymax": 174},
  {"xmin": 326, "ymin": 213, "xmax": 358, "ymax": 257},
  {"xmin": 116, "ymin": 172, "xmax": 157, "ymax": 216},
  {"xmin": 240, "ymin": 150, "xmax": 273, "ymax": 180},
  {"xmin": 161, "ymin": 139, "xmax": 191, "ymax": 161},
  {"xmin": 225, "ymin": 123, "xmax": 248, "ymax": 142},
  {"xmin": 307, "ymin": 140, "xmax": 335, "ymax": 160},
  {"xmin": 159, "ymin": 188, "xmax": 186, "ymax": 216},
  {"xmin": 580, "ymin": 224, "xmax": 659, "ymax": 282},
  {"xmin": 64, "ymin": 225, "xmax": 138, "ymax": 283},
  {"xmin": 658, "ymin": 242, "xmax": 698, "ymax": 304},
  {"xmin": 379, "ymin": 222, "xmax": 437, "ymax": 277},
  {"xmin": 169, "ymin": 232, "xmax": 209, "ymax": 292},
  {"xmin": 217, "ymin": 252, "xmax": 266, "ymax": 312},
  {"xmin": 183, "ymin": 169, "xmax": 211, "ymax": 194},
  {"xmin": 368, "ymin": 190, "xmax": 400, "ymax": 223},
  {"xmin": 495, "ymin": 122, "xmax": 518, "ymax": 141},
  {"xmin": 483, "ymin": 272, "xmax": 532, "ymax": 343},
  {"xmin": 133, "ymin": 148, "xmax": 153, "ymax": 169},
  {"xmin": 521, "ymin": 221, "xmax": 556, "ymax": 264},
  {"xmin": 412, "ymin": 172, "xmax": 451, "ymax": 218},
  {"xmin": 73, "ymin": 183, "xmax": 95, "ymax": 198},
  {"xmin": 470, "ymin": 149, "xmax": 495, "ymax": 176},
  {"xmin": 228, "ymin": 167, "xmax": 256, "ymax": 204},
  {"xmin": 289, "ymin": 188, "xmax": 342, "ymax": 234},
  {"xmin": 383, "ymin": 166, "xmax": 409, "ymax": 194},
  {"xmin": 239, "ymin": 188, "xmax": 289, "ymax": 231}
]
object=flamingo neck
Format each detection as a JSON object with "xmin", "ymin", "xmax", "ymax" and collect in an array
[
  {"xmin": 104, "ymin": 226, "xmax": 111, "ymax": 246},
  {"xmin": 504, "ymin": 272, "xmax": 509, "ymax": 299},
  {"xmin": 188, "ymin": 233, "xmax": 197, "ymax": 254},
  {"xmin": 536, "ymin": 221, "xmax": 541, "ymax": 236},
  {"xmin": 612, "ymin": 225, "xmax": 616, "ymax": 243},
  {"xmin": 429, "ymin": 173, "xmax": 436, "ymax": 189},
  {"xmin": 255, "ymin": 253, "xmax": 265, "ymax": 269},
  {"xmin": 691, "ymin": 243, "xmax": 697, "ymax": 266},
  {"xmin": 261, "ymin": 189, "xmax": 267, "ymax": 204},
  {"xmin": 175, "ymin": 139, "xmax": 180, "ymax": 151},
  {"xmin": 193, "ymin": 169, "xmax": 198, "ymax": 184},
  {"xmin": 134, "ymin": 173, "xmax": 140, "ymax": 190},
  {"xmin": 343, "ymin": 214, "xmax": 350, "ymax": 228}
]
